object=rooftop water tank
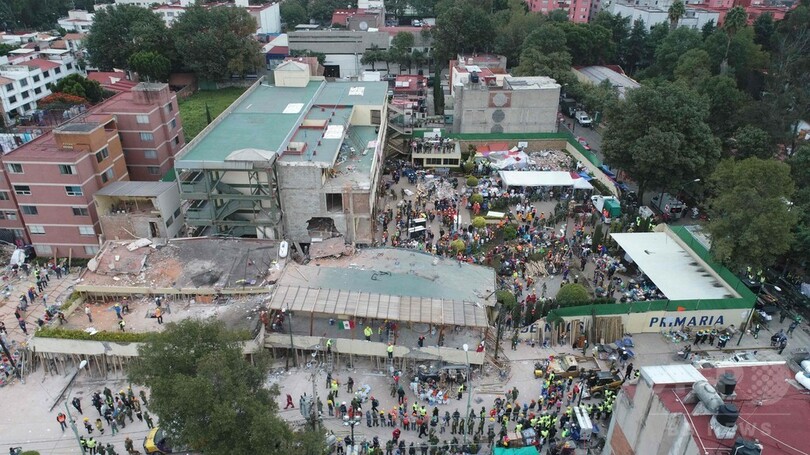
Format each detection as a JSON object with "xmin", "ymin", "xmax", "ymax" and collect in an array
[
  {"xmin": 716, "ymin": 403, "xmax": 739, "ymax": 428},
  {"xmin": 717, "ymin": 371, "xmax": 738, "ymax": 395},
  {"xmin": 693, "ymin": 380, "xmax": 724, "ymax": 413}
]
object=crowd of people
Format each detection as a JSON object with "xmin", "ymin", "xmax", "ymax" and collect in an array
[
  {"xmin": 317, "ymin": 365, "xmax": 624, "ymax": 455},
  {"xmin": 58, "ymin": 386, "xmax": 153, "ymax": 455}
]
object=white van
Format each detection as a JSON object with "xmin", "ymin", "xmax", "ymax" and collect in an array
[{"xmin": 575, "ymin": 111, "xmax": 593, "ymax": 127}]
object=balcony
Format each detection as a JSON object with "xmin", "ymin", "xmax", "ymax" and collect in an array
[{"xmin": 185, "ymin": 199, "xmax": 214, "ymax": 221}]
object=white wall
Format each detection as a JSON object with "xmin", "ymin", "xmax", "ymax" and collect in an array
[{"xmin": 258, "ymin": 3, "xmax": 281, "ymax": 34}]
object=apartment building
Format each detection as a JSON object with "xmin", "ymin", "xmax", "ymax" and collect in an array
[
  {"xmin": 95, "ymin": 83, "xmax": 185, "ymax": 181},
  {"xmin": 0, "ymin": 51, "xmax": 83, "ymax": 124},
  {"xmin": 525, "ymin": 0, "xmax": 593, "ymax": 22},
  {"xmin": 57, "ymin": 10, "xmax": 95, "ymax": 33},
  {"xmin": 0, "ymin": 83, "xmax": 184, "ymax": 256},
  {"xmin": 1, "ymin": 114, "xmax": 128, "ymax": 257}
]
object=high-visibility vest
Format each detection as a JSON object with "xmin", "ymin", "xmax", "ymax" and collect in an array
[
  {"xmin": 387, "ymin": 345, "xmax": 394, "ymax": 353},
  {"xmin": 364, "ymin": 326, "xmax": 373, "ymax": 337}
]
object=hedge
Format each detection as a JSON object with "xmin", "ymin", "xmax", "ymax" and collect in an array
[{"xmin": 35, "ymin": 327, "xmax": 255, "ymax": 342}]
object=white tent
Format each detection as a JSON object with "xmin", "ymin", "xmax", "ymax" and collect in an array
[{"xmin": 499, "ymin": 171, "xmax": 594, "ymax": 190}]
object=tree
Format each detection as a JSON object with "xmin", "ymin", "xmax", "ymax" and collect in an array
[
  {"xmin": 172, "ymin": 6, "xmax": 262, "ymax": 81},
  {"xmin": 128, "ymin": 51, "xmax": 171, "ymax": 82},
  {"xmin": 703, "ymin": 27, "xmax": 767, "ymax": 86},
  {"xmin": 701, "ymin": 19, "xmax": 717, "ymax": 39},
  {"xmin": 472, "ymin": 216, "xmax": 487, "ymax": 229},
  {"xmin": 674, "ymin": 48, "xmax": 712, "ymax": 86},
  {"xmin": 49, "ymin": 74, "xmax": 104, "ymax": 103},
  {"xmin": 559, "ymin": 22, "xmax": 615, "ymax": 65},
  {"xmin": 621, "ymin": 19, "xmax": 648, "ymax": 75},
  {"xmin": 0, "ymin": 43, "xmax": 17, "ymax": 57},
  {"xmin": 389, "ymin": 31, "xmax": 415, "ymax": 73},
  {"xmin": 651, "ymin": 27, "xmax": 703, "ymax": 79},
  {"xmin": 699, "ymin": 75, "xmax": 748, "ymax": 140},
  {"xmin": 128, "ymin": 319, "xmax": 313, "ymax": 455},
  {"xmin": 361, "ymin": 44, "xmax": 385, "ymax": 71},
  {"xmin": 706, "ymin": 158, "xmax": 797, "ymax": 271},
  {"xmin": 602, "ymin": 82, "xmax": 721, "ymax": 200},
  {"xmin": 548, "ymin": 9, "xmax": 569, "ymax": 22},
  {"xmin": 280, "ymin": 0, "xmax": 308, "ymax": 28},
  {"xmin": 556, "ymin": 283, "xmax": 590, "ymax": 306},
  {"xmin": 667, "ymin": 0, "xmax": 685, "ymax": 30},
  {"xmin": 433, "ymin": 1, "xmax": 495, "ymax": 61},
  {"xmin": 752, "ymin": 12, "xmax": 775, "ymax": 49},
  {"xmin": 433, "ymin": 61, "xmax": 445, "ymax": 114},
  {"xmin": 85, "ymin": 5, "xmax": 172, "ymax": 71},
  {"xmin": 493, "ymin": 5, "xmax": 546, "ymax": 67},
  {"xmin": 732, "ymin": 125, "xmax": 774, "ymax": 159},
  {"xmin": 591, "ymin": 11, "xmax": 631, "ymax": 45},
  {"xmin": 787, "ymin": 145, "xmax": 810, "ymax": 264},
  {"xmin": 515, "ymin": 24, "xmax": 576, "ymax": 85},
  {"xmin": 721, "ymin": 6, "xmax": 748, "ymax": 69}
]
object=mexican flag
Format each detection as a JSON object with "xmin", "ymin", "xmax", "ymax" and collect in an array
[{"xmin": 340, "ymin": 320, "xmax": 355, "ymax": 330}]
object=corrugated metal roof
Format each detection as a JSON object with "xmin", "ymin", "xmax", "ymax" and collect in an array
[
  {"xmin": 641, "ymin": 364, "xmax": 706, "ymax": 385},
  {"xmin": 94, "ymin": 181, "xmax": 177, "ymax": 198},
  {"xmin": 268, "ymin": 285, "xmax": 490, "ymax": 328}
]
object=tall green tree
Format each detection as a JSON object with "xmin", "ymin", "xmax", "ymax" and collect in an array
[
  {"xmin": 699, "ymin": 75, "xmax": 748, "ymax": 140},
  {"xmin": 433, "ymin": 1, "xmax": 495, "ymax": 60},
  {"xmin": 706, "ymin": 158, "xmax": 797, "ymax": 271},
  {"xmin": 703, "ymin": 27, "xmax": 767, "ymax": 85},
  {"xmin": 591, "ymin": 11, "xmax": 631, "ymax": 45},
  {"xmin": 721, "ymin": 6, "xmax": 749, "ymax": 69},
  {"xmin": 128, "ymin": 51, "xmax": 171, "ymax": 82},
  {"xmin": 620, "ymin": 19, "xmax": 648, "ymax": 75},
  {"xmin": 667, "ymin": 0, "xmax": 686, "ymax": 30},
  {"xmin": 515, "ymin": 24, "xmax": 576, "ymax": 86},
  {"xmin": 602, "ymin": 82, "xmax": 721, "ymax": 200},
  {"xmin": 85, "ymin": 5, "xmax": 172, "ymax": 71},
  {"xmin": 752, "ymin": 12, "xmax": 775, "ymax": 49},
  {"xmin": 280, "ymin": 0, "xmax": 308, "ymax": 28},
  {"xmin": 650, "ymin": 27, "xmax": 703, "ymax": 79},
  {"xmin": 172, "ymin": 6, "xmax": 262, "ymax": 81},
  {"xmin": 674, "ymin": 48, "xmax": 712, "ymax": 86},
  {"xmin": 128, "ymin": 319, "xmax": 321, "ymax": 455},
  {"xmin": 0, "ymin": 43, "xmax": 17, "ymax": 57},
  {"xmin": 493, "ymin": 5, "xmax": 546, "ymax": 67},
  {"xmin": 361, "ymin": 44, "xmax": 385, "ymax": 71},
  {"xmin": 732, "ymin": 125, "xmax": 775, "ymax": 159},
  {"xmin": 559, "ymin": 22, "xmax": 615, "ymax": 65},
  {"xmin": 787, "ymin": 145, "xmax": 810, "ymax": 265},
  {"xmin": 49, "ymin": 74, "xmax": 104, "ymax": 103}
]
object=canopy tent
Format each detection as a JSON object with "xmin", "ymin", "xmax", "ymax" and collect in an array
[
  {"xmin": 267, "ymin": 285, "xmax": 490, "ymax": 328},
  {"xmin": 499, "ymin": 171, "xmax": 594, "ymax": 190},
  {"xmin": 493, "ymin": 447, "xmax": 540, "ymax": 455}
]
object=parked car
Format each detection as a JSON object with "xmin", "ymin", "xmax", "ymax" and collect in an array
[
  {"xmin": 575, "ymin": 111, "xmax": 593, "ymax": 127},
  {"xmin": 576, "ymin": 137, "xmax": 591, "ymax": 150}
]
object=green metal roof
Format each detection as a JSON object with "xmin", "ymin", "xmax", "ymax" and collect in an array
[{"xmin": 176, "ymin": 80, "xmax": 388, "ymax": 168}]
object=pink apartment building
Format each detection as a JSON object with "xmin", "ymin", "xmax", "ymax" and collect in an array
[
  {"xmin": 526, "ymin": 0, "xmax": 593, "ymax": 22},
  {"xmin": 0, "ymin": 83, "xmax": 185, "ymax": 257},
  {"xmin": 95, "ymin": 83, "xmax": 185, "ymax": 181}
]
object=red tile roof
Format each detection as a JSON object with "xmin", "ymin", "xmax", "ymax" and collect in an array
[
  {"xmin": 64, "ymin": 33, "xmax": 85, "ymax": 40},
  {"xmin": 331, "ymin": 9, "xmax": 358, "ymax": 26},
  {"xmin": 658, "ymin": 365, "xmax": 810, "ymax": 455},
  {"xmin": 19, "ymin": 58, "xmax": 61, "ymax": 71}
]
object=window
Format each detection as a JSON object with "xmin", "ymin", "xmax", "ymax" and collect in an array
[
  {"xmin": 33, "ymin": 75, "xmax": 40, "ymax": 83},
  {"xmin": 147, "ymin": 166, "xmax": 160, "ymax": 175},
  {"xmin": 35, "ymin": 245, "xmax": 52, "ymax": 255},
  {"xmin": 144, "ymin": 150, "xmax": 157, "ymax": 159},
  {"xmin": 0, "ymin": 191, "xmax": 8, "ymax": 200},
  {"xmin": 165, "ymin": 215, "xmax": 174, "ymax": 227},
  {"xmin": 326, "ymin": 193, "xmax": 343, "ymax": 212},
  {"xmin": 29, "ymin": 225, "xmax": 45, "ymax": 234},
  {"xmin": 72, "ymin": 207, "xmax": 89, "ymax": 216},
  {"xmin": 100, "ymin": 168, "xmax": 114, "ymax": 183},
  {"xmin": 170, "ymin": 118, "xmax": 177, "ymax": 129},
  {"xmin": 8, "ymin": 95, "xmax": 16, "ymax": 104},
  {"xmin": 54, "ymin": 67, "xmax": 61, "ymax": 74},
  {"xmin": 65, "ymin": 186, "xmax": 83, "ymax": 196},
  {"xmin": 20, "ymin": 205, "xmax": 38, "ymax": 215},
  {"xmin": 174, "ymin": 207, "xmax": 181, "ymax": 219},
  {"xmin": 166, "ymin": 102, "xmax": 173, "ymax": 113},
  {"xmin": 136, "ymin": 114, "xmax": 149, "ymax": 124},
  {"xmin": 78, "ymin": 225, "xmax": 95, "ymax": 235},
  {"xmin": 0, "ymin": 211, "xmax": 16, "ymax": 220},
  {"xmin": 173, "ymin": 136, "xmax": 180, "ymax": 145},
  {"xmin": 66, "ymin": 63, "xmax": 73, "ymax": 70},
  {"xmin": 6, "ymin": 163, "xmax": 23, "ymax": 174},
  {"xmin": 58, "ymin": 164, "xmax": 77, "ymax": 175},
  {"xmin": 95, "ymin": 147, "xmax": 109, "ymax": 162},
  {"xmin": 43, "ymin": 70, "xmax": 49, "ymax": 78},
  {"xmin": 22, "ymin": 103, "xmax": 30, "ymax": 111},
  {"xmin": 4, "ymin": 83, "xmax": 12, "ymax": 92},
  {"xmin": 140, "ymin": 132, "xmax": 153, "ymax": 141},
  {"xmin": 34, "ymin": 87, "xmax": 41, "ymax": 95},
  {"xmin": 19, "ymin": 78, "xmax": 28, "ymax": 87},
  {"xmin": 21, "ymin": 91, "xmax": 29, "ymax": 99},
  {"xmin": 84, "ymin": 245, "xmax": 99, "ymax": 255},
  {"xmin": 13, "ymin": 185, "xmax": 30, "ymax": 195}
]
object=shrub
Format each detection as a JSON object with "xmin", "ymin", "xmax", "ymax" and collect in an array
[
  {"xmin": 502, "ymin": 224, "xmax": 517, "ymax": 241},
  {"xmin": 556, "ymin": 283, "xmax": 591, "ymax": 306},
  {"xmin": 463, "ymin": 159, "xmax": 475, "ymax": 173},
  {"xmin": 60, "ymin": 291, "xmax": 82, "ymax": 311},
  {"xmin": 591, "ymin": 179, "xmax": 612, "ymax": 196},
  {"xmin": 36, "ymin": 327, "xmax": 153, "ymax": 342},
  {"xmin": 472, "ymin": 216, "xmax": 486, "ymax": 229},
  {"xmin": 466, "ymin": 176, "xmax": 479, "ymax": 187},
  {"xmin": 470, "ymin": 193, "xmax": 484, "ymax": 205},
  {"xmin": 450, "ymin": 239, "xmax": 466, "ymax": 253}
]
